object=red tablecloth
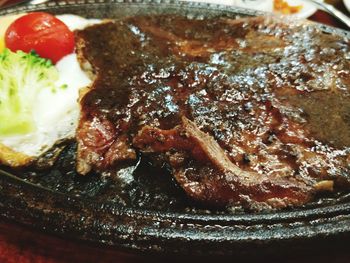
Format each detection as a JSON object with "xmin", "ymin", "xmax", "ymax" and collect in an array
[{"xmin": 0, "ymin": 1, "xmax": 349, "ymax": 262}]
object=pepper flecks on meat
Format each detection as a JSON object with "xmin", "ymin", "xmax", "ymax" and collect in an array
[{"xmin": 75, "ymin": 15, "xmax": 350, "ymax": 210}]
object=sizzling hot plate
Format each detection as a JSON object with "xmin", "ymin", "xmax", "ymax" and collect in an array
[{"xmin": 0, "ymin": 0, "xmax": 350, "ymax": 257}]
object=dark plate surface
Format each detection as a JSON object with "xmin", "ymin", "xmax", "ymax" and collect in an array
[{"xmin": 1, "ymin": 0, "xmax": 350, "ymax": 256}]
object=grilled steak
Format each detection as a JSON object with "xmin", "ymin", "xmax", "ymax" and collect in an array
[{"xmin": 75, "ymin": 15, "xmax": 350, "ymax": 210}]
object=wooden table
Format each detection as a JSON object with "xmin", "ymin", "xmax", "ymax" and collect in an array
[{"xmin": 0, "ymin": 1, "xmax": 349, "ymax": 262}]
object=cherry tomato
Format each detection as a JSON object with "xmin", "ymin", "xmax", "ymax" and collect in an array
[{"xmin": 5, "ymin": 12, "xmax": 74, "ymax": 63}]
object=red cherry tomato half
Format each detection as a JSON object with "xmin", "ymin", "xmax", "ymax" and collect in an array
[{"xmin": 5, "ymin": 12, "xmax": 74, "ymax": 63}]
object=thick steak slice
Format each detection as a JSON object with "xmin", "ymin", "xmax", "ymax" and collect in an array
[
  {"xmin": 133, "ymin": 117, "xmax": 313, "ymax": 208},
  {"xmin": 75, "ymin": 15, "xmax": 350, "ymax": 209}
]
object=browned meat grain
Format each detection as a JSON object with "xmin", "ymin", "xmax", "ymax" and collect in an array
[{"xmin": 75, "ymin": 15, "xmax": 350, "ymax": 210}]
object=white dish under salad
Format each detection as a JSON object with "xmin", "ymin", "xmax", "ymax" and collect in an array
[{"xmin": 344, "ymin": 0, "xmax": 350, "ymax": 13}]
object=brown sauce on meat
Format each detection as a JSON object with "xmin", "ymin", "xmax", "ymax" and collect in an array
[{"xmin": 75, "ymin": 15, "xmax": 350, "ymax": 210}]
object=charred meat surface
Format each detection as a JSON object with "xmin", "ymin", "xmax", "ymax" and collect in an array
[{"xmin": 75, "ymin": 15, "xmax": 350, "ymax": 210}]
